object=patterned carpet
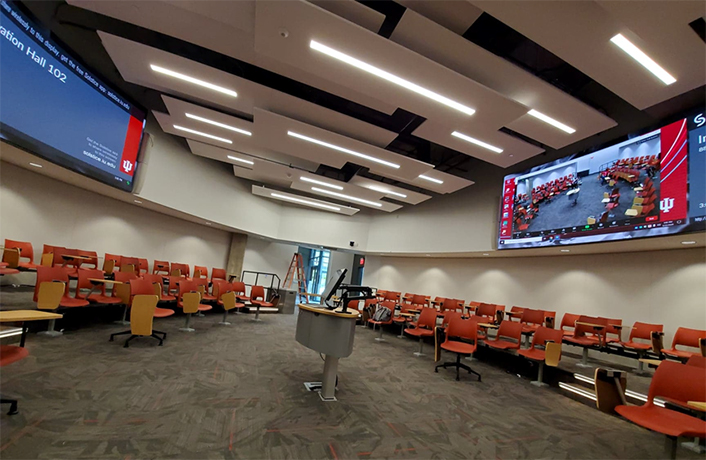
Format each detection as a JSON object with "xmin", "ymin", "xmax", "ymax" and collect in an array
[{"xmin": 0, "ymin": 290, "xmax": 699, "ymax": 459}]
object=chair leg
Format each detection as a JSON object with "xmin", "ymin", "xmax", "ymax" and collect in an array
[
  {"xmin": 531, "ymin": 362, "xmax": 546, "ymax": 387},
  {"xmin": 413, "ymin": 337, "xmax": 424, "ymax": 356},
  {"xmin": 434, "ymin": 355, "xmax": 481, "ymax": 382},
  {"xmin": 0, "ymin": 397, "xmax": 18, "ymax": 415},
  {"xmin": 179, "ymin": 313, "xmax": 195, "ymax": 332},
  {"xmin": 666, "ymin": 436, "xmax": 678, "ymax": 460},
  {"xmin": 38, "ymin": 318, "xmax": 62, "ymax": 337},
  {"xmin": 123, "ymin": 334, "xmax": 137, "ymax": 348},
  {"xmin": 576, "ymin": 348, "xmax": 592, "ymax": 367},
  {"xmin": 150, "ymin": 333, "xmax": 164, "ymax": 346},
  {"xmin": 219, "ymin": 310, "xmax": 231, "ymax": 326},
  {"xmin": 397, "ymin": 322, "xmax": 405, "ymax": 338},
  {"xmin": 252, "ymin": 305, "xmax": 262, "ymax": 322},
  {"xmin": 153, "ymin": 330, "xmax": 167, "ymax": 339},
  {"xmin": 109, "ymin": 330, "xmax": 131, "ymax": 341},
  {"xmin": 114, "ymin": 306, "xmax": 130, "ymax": 325},
  {"xmin": 375, "ymin": 325, "xmax": 386, "ymax": 342}
]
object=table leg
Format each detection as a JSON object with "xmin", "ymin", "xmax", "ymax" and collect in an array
[
  {"xmin": 320, "ymin": 354, "xmax": 338, "ymax": 401},
  {"xmin": 19, "ymin": 322, "xmax": 27, "ymax": 347}
]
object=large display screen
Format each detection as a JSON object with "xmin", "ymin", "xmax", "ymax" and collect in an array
[
  {"xmin": 0, "ymin": 1, "xmax": 145, "ymax": 192},
  {"xmin": 498, "ymin": 108, "xmax": 706, "ymax": 249}
]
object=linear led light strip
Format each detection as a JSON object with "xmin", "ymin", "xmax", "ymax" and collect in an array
[
  {"xmin": 610, "ymin": 34, "xmax": 676, "ymax": 85},
  {"xmin": 366, "ymin": 185, "xmax": 407, "ymax": 198},
  {"xmin": 150, "ymin": 65, "xmax": 238, "ymax": 97},
  {"xmin": 559, "ymin": 382, "xmax": 597, "ymax": 401},
  {"xmin": 287, "ymin": 131, "xmax": 399, "ymax": 169},
  {"xmin": 227, "ymin": 155, "xmax": 254, "ymax": 165},
  {"xmin": 271, "ymin": 193, "xmax": 341, "ymax": 211},
  {"xmin": 527, "ymin": 109, "xmax": 576, "ymax": 134},
  {"xmin": 310, "ymin": 40, "xmax": 475, "ymax": 116},
  {"xmin": 419, "ymin": 174, "xmax": 443, "ymax": 184},
  {"xmin": 173, "ymin": 125, "xmax": 231, "ymax": 144},
  {"xmin": 573, "ymin": 373, "xmax": 664, "ymax": 407},
  {"xmin": 311, "ymin": 187, "xmax": 382, "ymax": 207},
  {"xmin": 301, "ymin": 176, "xmax": 343, "ymax": 190},
  {"xmin": 451, "ymin": 131, "xmax": 503, "ymax": 153},
  {"xmin": 185, "ymin": 113, "xmax": 251, "ymax": 136}
]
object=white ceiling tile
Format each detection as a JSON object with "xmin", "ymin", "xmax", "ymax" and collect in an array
[
  {"xmin": 349, "ymin": 176, "xmax": 431, "ymax": 205},
  {"xmin": 396, "ymin": 0, "xmax": 483, "ymax": 34},
  {"xmin": 252, "ymin": 185, "xmax": 359, "ymax": 215},
  {"xmin": 308, "ymin": 0, "xmax": 385, "ymax": 33}
]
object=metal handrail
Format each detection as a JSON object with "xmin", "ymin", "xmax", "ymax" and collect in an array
[{"xmin": 241, "ymin": 270, "xmax": 282, "ymax": 292}]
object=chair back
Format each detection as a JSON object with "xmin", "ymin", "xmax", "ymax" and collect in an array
[
  {"xmin": 599, "ymin": 317, "xmax": 622, "ymax": 339},
  {"xmin": 521, "ymin": 309, "xmax": 545, "ymax": 327},
  {"xmin": 221, "ymin": 292, "xmax": 238, "ymax": 312},
  {"xmin": 178, "ymin": 279, "xmax": 198, "ymax": 298},
  {"xmin": 442, "ymin": 299, "xmax": 464, "ymax": 312},
  {"xmin": 41, "ymin": 253, "xmax": 54, "ymax": 267},
  {"xmin": 37, "ymin": 281, "xmax": 65, "ymax": 311},
  {"xmin": 3, "ymin": 239, "xmax": 34, "ymax": 264},
  {"xmin": 496, "ymin": 321, "xmax": 523, "ymax": 343},
  {"xmin": 130, "ymin": 277, "xmax": 157, "ymax": 296},
  {"xmin": 153, "ymin": 260, "xmax": 170, "ymax": 274},
  {"xmin": 686, "ymin": 356, "xmax": 706, "ymax": 368},
  {"xmin": 142, "ymin": 274, "xmax": 164, "ymax": 287},
  {"xmin": 105, "ymin": 253, "xmax": 122, "ymax": 268},
  {"xmin": 648, "ymin": 360, "xmax": 706, "ymax": 406},
  {"xmin": 114, "ymin": 271, "xmax": 138, "ymax": 283},
  {"xmin": 34, "ymin": 267, "xmax": 69, "ymax": 301},
  {"xmin": 212, "ymin": 268, "xmax": 227, "ymax": 281},
  {"xmin": 445, "ymin": 317, "xmax": 477, "ymax": 343},
  {"xmin": 476, "ymin": 303, "xmax": 496, "ymax": 319},
  {"xmin": 172, "ymin": 263, "xmax": 190, "ymax": 277},
  {"xmin": 560, "ymin": 312, "xmax": 581, "ymax": 334},
  {"xmin": 194, "ymin": 266, "xmax": 208, "ymax": 279},
  {"xmin": 573, "ymin": 315, "xmax": 606, "ymax": 337},
  {"xmin": 181, "ymin": 292, "xmax": 201, "ymax": 314},
  {"xmin": 2, "ymin": 248, "xmax": 20, "ymax": 268},
  {"xmin": 410, "ymin": 294, "xmax": 427, "ymax": 307},
  {"xmin": 167, "ymin": 276, "xmax": 182, "ymax": 294},
  {"xmin": 213, "ymin": 280, "xmax": 232, "ymax": 299},
  {"xmin": 416, "ymin": 307, "xmax": 437, "ymax": 330},
  {"xmin": 672, "ymin": 327, "xmax": 706, "ymax": 350},
  {"xmin": 77, "ymin": 269, "xmax": 105, "ymax": 292},
  {"xmin": 138, "ymin": 258, "xmax": 149, "ymax": 274},
  {"xmin": 441, "ymin": 310, "xmax": 463, "ymax": 328},
  {"xmin": 130, "ymin": 295, "xmax": 159, "ymax": 336},
  {"xmin": 250, "ymin": 285, "xmax": 266, "ymax": 301},
  {"xmin": 78, "ymin": 250, "xmax": 98, "ymax": 269},
  {"xmin": 232, "ymin": 281, "xmax": 246, "ymax": 296},
  {"xmin": 102, "ymin": 258, "xmax": 115, "ymax": 274},
  {"xmin": 384, "ymin": 291, "xmax": 401, "ymax": 302}
]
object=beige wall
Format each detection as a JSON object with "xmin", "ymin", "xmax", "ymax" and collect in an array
[
  {"xmin": 364, "ymin": 248, "xmax": 706, "ymax": 348},
  {"xmin": 0, "ymin": 161, "xmax": 231, "ymax": 282}
]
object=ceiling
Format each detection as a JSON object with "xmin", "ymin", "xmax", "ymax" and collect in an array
[{"xmin": 18, "ymin": 0, "xmax": 706, "ymax": 215}]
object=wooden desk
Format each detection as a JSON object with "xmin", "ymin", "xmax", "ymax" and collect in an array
[
  {"xmin": 61, "ymin": 255, "xmax": 91, "ymax": 268},
  {"xmin": 687, "ymin": 401, "xmax": 706, "ymax": 411},
  {"xmin": 576, "ymin": 321, "xmax": 607, "ymax": 347},
  {"xmin": 0, "ymin": 310, "xmax": 63, "ymax": 347},
  {"xmin": 87, "ymin": 278, "xmax": 123, "ymax": 298},
  {"xmin": 638, "ymin": 358, "xmax": 663, "ymax": 367},
  {"xmin": 478, "ymin": 323, "xmax": 498, "ymax": 329},
  {"xmin": 399, "ymin": 312, "xmax": 416, "ymax": 318}
]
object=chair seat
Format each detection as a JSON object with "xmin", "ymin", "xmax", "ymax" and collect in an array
[
  {"xmin": 615, "ymin": 404, "xmax": 706, "ymax": 438},
  {"xmin": 392, "ymin": 317, "xmax": 410, "ymax": 324},
  {"xmin": 19, "ymin": 262, "xmax": 38, "ymax": 270},
  {"xmin": 252, "ymin": 301, "xmax": 274, "ymax": 308},
  {"xmin": 0, "ymin": 268, "xmax": 20, "ymax": 275},
  {"xmin": 159, "ymin": 294, "xmax": 176, "ymax": 302},
  {"xmin": 622, "ymin": 341, "xmax": 652, "ymax": 351},
  {"xmin": 87, "ymin": 294, "xmax": 121, "ymax": 304},
  {"xmin": 518, "ymin": 348, "xmax": 545, "ymax": 361},
  {"xmin": 60, "ymin": 296, "xmax": 89, "ymax": 308},
  {"xmin": 201, "ymin": 294, "xmax": 217, "ymax": 301},
  {"xmin": 486, "ymin": 339, "xmax": 520, "ymax": 350},
  {"xmin": 368, "ymin": 319, "xmax": 391, "ymax": 326},
  {"xmin": 198, "ymin": 304, "xmax": 212, "ymax": 312},
  {"xmin": 0, "ymin": 345, "xmax": 29, "ymax": 367},
  {"xmin": 662, "ymin": 348, "xmax": 699, "ymax": 359},
  {"xmin": 154, "ymin": 307, "xmax": 175, "ymax": 318},
  {"xmin": 0, "ymin": 262, "xmax": 7, "ymax": 268},
  {"xmin": 564, "ymin": 336, "xmax": 597, "ymax": 347},
  {"xmin": 404, "ymin": 327, "xmax": 433, "ymax": 337},
  {"xmin": 521, "ymin": 324, "xmax": 540, "ymax": 334},
  {"xmin": 441, "ymin": 340, "xmax": 477, "ymax": 355}
]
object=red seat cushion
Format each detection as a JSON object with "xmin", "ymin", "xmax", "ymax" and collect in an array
[
  {"xmin": 197, "ymin": 304, "xmax": 212, "ymax": 312},
  {"xmin": 518, "ymin": 348, "xmax": 545, "ymax": 361},
  {"xmin": 486, "ymin": 339, "xmax": 520, "ymax": 350},
  {"xmin": 154, "ymin": 307, "xmax": 175, "ymax": 318},
  {"xmin": 392, "ymin": 317, "xmax": 409, "ymax": 324},
  {"xmin": 662, "ymin": 348, "xmax": 699, "ymax": 359},
  {"xmin": 441, "ymin": 340, "xmax": 476, "ymax": 355},
  {"xmin": 615, "ymin": 404, "xmax": 706, "ymax": 438},
  {"xmin": 0, "ymin": 268, "xmax": 20, "ymax": 275},
  {"xmin": 201, "ymin": 294, "xmax": 217, "ymax": 301},
  {"xmin": 622, "ymin": 341, "xmax": 652, "ymax": 351},
  {"xmin": 0, "ymin": 345, "xmax": 29, "ymax": 367},
  {"xmin": 252, "ymin": 301, "xmax": 273, "ymax": 308},
  {"xmin": 60, "ymin": 296, "xmax": 89, "ymax": 308},
  {"xmin": 404, "ymin": 327, "xmax": 433, "ymax": 337},
  {"xmin": 564, "ymin": 336, "xmax": 597, "ymax": 347},
  {"xmin": 87, "ymin": 294, "xmax": 121, "ymax": 304},
  {"xmin": 160, "ymin": 294, "xmax": 176, "ymax": 302},
  {"xmin": 521, "ymin": 324, "xmax": 540, "ymax": 334},
  {"xmin": 19, "ymin": 262, "xmax": 38, "ymax": 270}
]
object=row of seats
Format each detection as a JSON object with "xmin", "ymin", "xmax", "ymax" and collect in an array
[
  {"xmin": 613, "ymin": 155, "xmax": 659, "ymax": 168},
  {"xmin": 528, "ymin": 174, "xmax": 578, "ymax": 204}
]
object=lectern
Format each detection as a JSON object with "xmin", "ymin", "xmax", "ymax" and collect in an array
[{"xmin": 295, "ymin": 304, "xmax": 359, "ymax": 401}]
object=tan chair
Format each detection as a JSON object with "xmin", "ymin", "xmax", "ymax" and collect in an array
[
  {"xmin": 180, "ymin": 292, "xmax": 202, "ymax": 332},
  {"xmin": 40, "ymin": 253, "xmax": 53, "ymax": 267},
  {"xmin": 109, "ymin": 294, "xmax": 161, "ymax": 347},
  {"xmin": 102, "ymin": 258, "xmax": 115, "ymax": 275},
  {"xmin": 122, "ymin": 264, "xmax": 136, "ymax": 275},
  {"xmin": 219, "ymin": 292, "xmax": 244, "ymax": 326},
  {"xmin": 2, "ymin": 248, "xmax": 21, "ymax": 269},
  {"xmin": 36, "ymin": 281, "xmax": 65, "ymax": 337},
  {"xmin": 171, "ymin": 269, "xmax": 182, "ymax": 277}
]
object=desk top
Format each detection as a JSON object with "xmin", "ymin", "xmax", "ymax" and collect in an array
[
  {"xmin": 576, "ymin": 321, "xmax": 606, "ymax": 329},
  {"xmin": 687, "ymin": 401, "xmax": 706, "ymax": 411},
  {"xmin": 89, "ymin": 278, "xmax": 122, "ymax": 284},
  {"xmin": 638, "ymin": 358, "xmax": 663, "ymax": 367},
  {"xmin": 298, "ymin": 303, "xmax": 360, "ymax": 318},
  {"xmin": 478, "ymin": 322, "xmax": 499, "ymax": 329},
  {"xmin": 0, "ymin": 310, "xmax": 63, "ymax": 322},
  {"xmin": 62, "ymin": 255, "xmax": 91, "ymax": 260}
]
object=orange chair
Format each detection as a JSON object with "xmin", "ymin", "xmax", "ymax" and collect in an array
[
  {"xmin": 615, "ymin": 361, "xmax": 706, "ymax": 459},
  {"xmin": 2, "ymin": 239, "xmax": 37, "ymax": 270},
  {"xmin": 219, "ymin": 291, "xmax": 244, "ymax": 326},
  {"xmin": 686, "ymin": 355, "xmax": 706, "ymax": 368},
  {"xmin": 519, "ymin": 309, "xmax": 545, "ymax": 336},
  {"xmin": 153, "ymin": 260, "xmax": 170, "ymax": 275},
  {"xmin": 622, "ymin": 322, "xmax": 663, "ymax": 372},
  {"xmin": 384, "ymin": 291, "xmax": 401, "ymax": 303},
  {"xmin": 110, "ymin": 278, "xmax": 168, "ymax": 345},
  {"xmin": 434, "ymin": 317, "xmax": 481, "ymax": 382},
  {"xmin": 211, "ymin": 268, "xmax": 227, "ymax": 281},
  {"xmin": 112, "ymin": 271, "xmax": 139, "ymax": 324},
  {"xmin": 231, "ymin": 281, "xmax": 249, "ymax": 303},
  {"xmin": 193, "ymin": 278, "xmax": 216, "ymax": 301},
  {"xmin": 564, "ymin": 315, "xmax": 609, "ymax": 366},
  {"xmin": 105, "ymin": 253, "xmax": 122, "ymax": 270},
  {"xmin": 142, "ymin": 274, "xmax": 176, "ymax": 302},
  {"xmin": 375, "ymin": 290, "xmax": 387, "ymax": 301},
  {"xmin": 166, "ymin": 276, "xmax": 182, "ymax": 297},
  {"xmin": 475, "ymin": 303, "xmax": 499, "ymax": 323},
  {"xmin": 519, "ymin": 327, "xmax": 563, "ymax": 386},
  {"xmin": 441, "ymin": 299, "xmax": 464, "ymax": 313},
  {"xmin": 392, "ymin": 298, "xmax": 420, "ymax": 338},
  {"xmin": 250, "ymin": 285, "xmax": 273, "ymax": 321},
  {"xmin": 121, "ymin": 257, "xmax": 139, "ymax": 274},
  {"xmin": 171, "ymin": 263, "xmax": 190, "ymax": 278},
  {"xmin": 76, "ymin": 250, "xmax": 98, "ymax": 270},
  {"xmin": 0, "ymin": 345, "xmax": 30, "ymax": 414},
  {"xmin": 194, "ymin": 265, "xmax": 208, "ymax": 279},
  {"xmin": 559, "ymin": 312, "xmax": 581, "ymax": 337},
  {"xmin": 138, "ymin": 258, "xmax": 149, "ymax": 275},
  {"xmin": 213, "ymin": 280, "xmax": 233, "ymax": 306},
  {"xmin": 368, "ymin": 300, "xmax": 396, "ymax": 341},
  {"xmin": 430, "ymin": 296, "xmax": 446, "ymax": 310},
  {"xmin": 34, "ymin": 266, "xmax": 89, "ymax": 308},
  {"xmin": 441, "ymin": 310, "xmax": 463, "ymax": 330},
  {"xmin": 75, "ymin": 269, "xmax": 121, "ymax": 304},
  {"xmin": 507, "ymin": 306, "xmax": 525, "ymax": 321},
  {"xmin": 176, "ymin": 279, "xmax": 211, "ymax": 312},
  {"xmin": 486, "ymin": 321, "xmax": 523, "ymax": 351},
  {"xmin": 598, "ymin": 317, "xmax": 623, "ymax": 344},
  {"xmin": 662, "ymin": 327, "xmax": 706, "ymax": 361},
  {"xmin": 404, "ymin": 307, "xmax": 436, "ymax": 356}
]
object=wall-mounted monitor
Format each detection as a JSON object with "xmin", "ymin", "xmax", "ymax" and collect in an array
[
  {"xmin": 0, "ymin": 1, "xmax": 145, "ymax": 192},
  {"xmin": 498, "ymin": 108, "xmax": 706, "ymax": 249}
]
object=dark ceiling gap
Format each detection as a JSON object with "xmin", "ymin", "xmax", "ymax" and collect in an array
[
  {"xmin": 689, "ymin": 17, "xmax": 706, "ymax": 43},
  {"xmin": 356, "ymin": 1, "xmax": 406, "ymax": 38}
]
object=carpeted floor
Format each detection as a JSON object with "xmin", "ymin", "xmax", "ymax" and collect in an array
[{"xmin": 0, "ymin": 289, "xmax": 698, "ymax": 459}]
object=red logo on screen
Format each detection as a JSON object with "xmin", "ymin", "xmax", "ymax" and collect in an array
[
  {"xmin": 645, "ymin": 215, "xmax": 658, "ymax": 222},
  {"xmin": 120, "ymin": 159, "xmax": 134, "ymax": 174}
]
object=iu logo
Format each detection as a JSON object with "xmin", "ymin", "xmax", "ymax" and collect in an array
[
  {"xmin": 660, "ymin": 197, "xmax": 674, "ymax": 213},
  {"xmin": 122, "ymin": 160, "xmax": 133, "ymax": 173},
  {"xmin": 695, "ymin": 113, "xmax": 706, "ymax": 128}
]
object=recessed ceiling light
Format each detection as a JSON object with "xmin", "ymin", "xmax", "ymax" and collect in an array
[
  {"xmin": 227, "ymin": 155, "xmax": 254, "ymax": 165},
  {"xmin": 271, "ymin": 192, "xmax": 341, "ymax": 211},
  {"xmin": 527, "ymin": 109, "xmax": 576, "ymax": 134},
  {"xmin": 365, "ymin": 185, "xmax": 407, "ymax": 198},
  {"xmin": 610, "ymin": 34, "xmax": 676, "ymax": 85},
  {"xmin": 185, "ymin": 113, "xmax": 251, "ymax": 136},
  {"xmin": 174, "ymin": 125, "xmax": 232, "ymax": 144},
  {"xmin": 288, "ymin": 131, "xmax": 399, "ymax": 169},
  {"xmin": 150, "ymin": 65, "xmax": 238, "ymax": 97},
  {"xmin": 134, "ymin": 200, "xmax": 142, "ymax": 204},
  {"xmin": 419, "ymin": 174, "xmax": 444, "ymax": 184},
  {"xmin": 425, "ymin": 254, "xmax": 431, "ymax": 257},
  {"xmin": 205, "ymin": 222, "xmax": 212, "ymax": 226},
  {"xmin": 29, "ymin": 162, "xmax": 42, "ymax": 168},
  {"xmin": 451, "ymin": 131, "xmax": 503, "ymax": 153},
  {"xmin": 310, "ymin": 40, "xmax": 475, "ymax": 116},
  {"xmin": 300, "ymin": 176, "xmax": 343, "ymax": 190},
  {"xmin": 311, "ymin": 187, "xmax": 383, "ymax": 207},
  {"xmin": 561, "ymin": 249, "xmax": 570, "ymax": 252},
  {"xmin": 483, "ymin": 253, "xmax": 489, "ymax": 256},
  {"xmin": 682, "ymin": 241, "xmax": 696, "ymax": 245}
]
